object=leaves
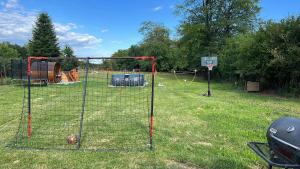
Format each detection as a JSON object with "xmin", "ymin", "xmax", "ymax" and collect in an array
[
  {"xmin": 220, "ymin": 16, "xmax": 300, "ymax": 93},
  {"xmin": 28, "ymin": 13, "xmax": 60, "ymax": 57},
  {"xmin": 0, "ymin": 43, "xmax": 20, "ymax": 77},
  {"xmin": 62, "ymin": 45, "xmax": 74, "ymax": 58},
  {"xmin": 61, "ymin": 45, "xmax": 78, "ymax": 71},
  {"xmin": 177, "ymin": 0, "xmax": 260, "ymax": 66}
]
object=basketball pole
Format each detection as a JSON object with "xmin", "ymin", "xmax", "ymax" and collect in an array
[
  {"xmin": 207, "ymin": 67, "xmax": 211, "ymax": 97},
  {"xmin": 201, "ymin": 57, "xmax": 217, "ymax": 97}
]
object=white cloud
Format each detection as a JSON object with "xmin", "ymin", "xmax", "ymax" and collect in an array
[
  {"xmin": 0, "ymin": 10, "xmax": 35, "ymax": 40},
  {"xmin": 57, "ymin": 31, "xmax": 102, "ymax": 49},
  {"xmin": 3, "ymin": 0, "xmax": 19, "ymax": 9},
  {"xmin": 0, "ymin": 3, "xmax": 102, "ymax": 51},
  {"xmin": 101, "ymin": 29, "xmax": 109, "ymax": 33},
  {"xmin": 153, "ymin": 6, "xmax": 163, "ymax": 12},
  {"xmin": 54, "ymin": 22, "xmax": 102, "ymax": 49},
  {"xmin": 54, "ymin": 23, "xmax": 77, "ymax": 33}
]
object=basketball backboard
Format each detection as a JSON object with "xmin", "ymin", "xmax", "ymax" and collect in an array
[{"xmin": 201, "ymin": 57, "xmax": 218, "ymax": 67}]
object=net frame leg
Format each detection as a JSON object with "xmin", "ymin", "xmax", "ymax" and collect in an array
[
  {"xmin": 77, "ymin": 59, "xmax": 89, "ymax": 149},
  {"xmin": 149, "ymin": 58, "xmax": 156, "ymax": 150},
  {"xmin": 27, "ymin": 57, "xmax": 32, "ymax": 139}
]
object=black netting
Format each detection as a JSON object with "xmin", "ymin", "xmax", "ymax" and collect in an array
[{"xmin": 12, "ymin": 57, "xmax": 155, "ymax": 151}]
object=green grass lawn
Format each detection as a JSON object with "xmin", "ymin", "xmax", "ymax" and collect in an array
[{"xmin": 0, "ymin": 72, "xmax": 300, "ymax": 169}]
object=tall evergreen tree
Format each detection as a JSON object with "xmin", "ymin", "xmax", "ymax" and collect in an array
[{"xmin": 28, "ymin": 13, "xmax": 60, "ymax": 57}]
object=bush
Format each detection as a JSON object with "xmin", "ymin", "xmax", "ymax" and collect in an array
[{"xmin": 219, "ymin": 16, "xmax": 300, "ymax": 94}]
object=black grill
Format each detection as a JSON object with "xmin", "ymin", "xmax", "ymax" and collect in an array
[{"xmin": 248, "ymin": 117, "xmax": 300, "ymax": 169}]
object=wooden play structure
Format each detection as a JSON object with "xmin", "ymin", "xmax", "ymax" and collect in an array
[
  {"xmin": 61, "ymin": 68, "xmax": 80, "ymax": 83},
  {"xmin": 31, "ymin": 62, "xmax": 61, "ymax": 83},
  {"xmin": 30, "ymin": 62, "xmax": 79, "ymax": 83}
]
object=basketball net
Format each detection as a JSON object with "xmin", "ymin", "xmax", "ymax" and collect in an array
[{"xmin": 207, "ymin": 64, "xmax": 214, "ymax": 71}]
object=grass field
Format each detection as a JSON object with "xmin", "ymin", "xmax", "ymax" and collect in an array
[{"xmin": 0, "ymin": 72, "xmax": 300, "ymax": 169}]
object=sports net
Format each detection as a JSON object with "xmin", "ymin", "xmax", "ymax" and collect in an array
[{"xmin": 12, "ymin": 56, "xmax": 156, "ymax": 151}]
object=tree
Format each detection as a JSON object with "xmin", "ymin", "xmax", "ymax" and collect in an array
[
  {"xmin": 62, "ymin": 45, "xmax": 74, "ymax": 58},
  {"xmin": 108, "ymin": 21, "xmax": 186, "ymax": 71},
  {"xmin": 257, "ymin": 17, "xmax": 300, "ymax": 92},
  {"xmin": 177, "ymin": 23, "xmax": 207, "ymax": 69},
  {"xmin": 28, "ymin": 13, "xmax": 60, "ymax": 57},
  {"xmin": 1, "ymin": 42, "xmax": 28, "ymax": 57},
  {"xmin": 61, "ymin": 45, "xmax": 78, "ymax": 71},
  {"xmin": 139, "ymin": 21, "xmax": 171, "ymax": 44},
  {"xmin": 220, "ymin": 16, "xmax": 300, "ymax": 95},
  {"xmin": 111, "ymin": 49, "xmax": 132, "ymax": 70},
  {"xmin": 0, "ymin": 43, "xmax": 20, "ymax": 78},
  {"xmin": 177, "ymin": 0, "xmax": 260, "ymax": 69},
  {"xmin": 139, "ymin": 21, "xmax": 184, "ymax": 71}
]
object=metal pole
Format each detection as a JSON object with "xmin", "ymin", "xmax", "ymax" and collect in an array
[
  {"xmin": 106, "ymin": 69, "xmax": 109, "ymax": 86},
  {"xmin": 77, "ymin": 59, "xmax": 89, "ymax": 149},
  {"xmin": 208, "ymin": 69, "xmax": 211, "ymax": 97},
  {"xmin": 149, "ymin": 60, "xmax": 156, "ymax": 150},
  {"xmin": 27, "ymin": 57, "xmax": 32, "ymax": 139}
]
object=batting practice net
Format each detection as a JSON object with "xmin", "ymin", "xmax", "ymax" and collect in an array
[{"xmin": 11, "ymin": 56, "xmax": 156, "ymax": 151}]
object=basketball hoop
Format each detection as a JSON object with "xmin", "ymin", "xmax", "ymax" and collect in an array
[{"xmin": 207, "ymin": 64, "xmax": 214, "ymax": 71}]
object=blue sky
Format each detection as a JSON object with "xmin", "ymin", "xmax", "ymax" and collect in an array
[{"xmin": 0, "ymin": 0, "xmax": 299, "ymax": 57}]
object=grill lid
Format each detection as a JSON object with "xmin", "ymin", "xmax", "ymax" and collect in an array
[{"xmin": 267, "ymin": 117, "xmax": 300, "ymax": 150}]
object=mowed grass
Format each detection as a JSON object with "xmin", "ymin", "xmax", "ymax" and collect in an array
[
  {"xmin": 13, "ymin": 71, "xmax": 151, "ymax": 150},
  {"xmin": 0, "ymin": 72, "xmax": 300, "ymax": 169}
]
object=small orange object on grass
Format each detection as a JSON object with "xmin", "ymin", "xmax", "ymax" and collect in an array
[{"xmin": 67, "ymin": 134, "xmax": 78, "ymax": 145}]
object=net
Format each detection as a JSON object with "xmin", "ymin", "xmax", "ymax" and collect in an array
[{"xmin": 12, "ymin": 56, "xmax": 156, "ymax": 151}]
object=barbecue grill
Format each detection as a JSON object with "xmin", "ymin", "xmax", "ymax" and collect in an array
[{"xmin": 248, "ymin": 117, "xmax": 300, "ymax": 169}]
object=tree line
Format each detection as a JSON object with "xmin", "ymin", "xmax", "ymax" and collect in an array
[
  {"xmin": 108, "ymin": 0, "xmax": 300, "ymax": 95},
  {"xmin": 0, "ymin": 1, "xmax": 299, "ymax": 95}
]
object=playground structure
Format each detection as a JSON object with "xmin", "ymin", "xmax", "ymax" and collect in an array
[
  {"xmin": 61, "ymin": 68, "xmax": 80, "ymax": 83},
  {"xmin": 30, "ymin": 62, "xmax": 61, "ymax": 83},
  {"xmin": 31, "ymin": 61, "xmax": 80, "ymax": 83},
  {"xmin": 12, "ymin": 56, "xmax": 156, "ymax": 151},
  {"xmin": 11, "ymin": 59, "xmax": 80, "ymax": 83}
]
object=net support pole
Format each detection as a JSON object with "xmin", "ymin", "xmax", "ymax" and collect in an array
[
  {"xmin": 106, "ymin": 69, "xmax": 109, "ymax": 86},
  {"xmin": 207, "ymin": 68, "xmax": 211, "ymax": 97},
  {"xmin": 27, "ymin": 56, "xmax": 32, "ymax": 139},
  {"xmin": 149, "ymin": 59, "xmax": 156, "ymax": 150},
  {"xmin": 77, "ymin": 59, "xmax": 89, "ymax": 149}
]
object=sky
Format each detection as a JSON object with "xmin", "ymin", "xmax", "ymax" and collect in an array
[{"xmin": 0, "ymin": 0, "xmax": 299, "ymax": 57}]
